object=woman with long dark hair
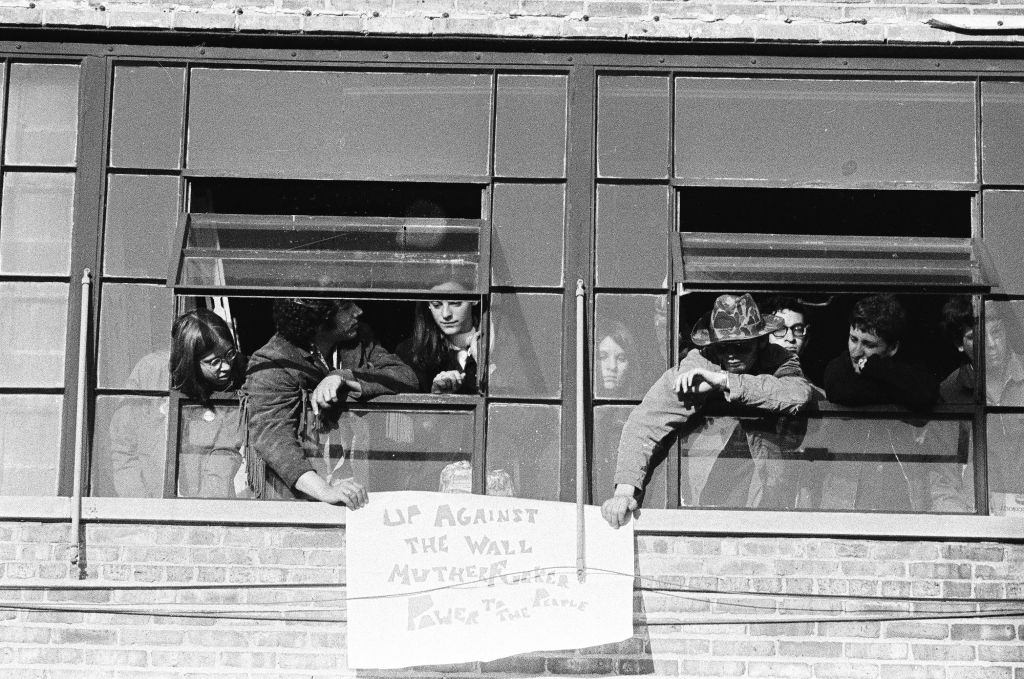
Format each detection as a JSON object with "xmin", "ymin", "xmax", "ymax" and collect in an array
[
  {"xmin": 399, "ymin": 282, "xmax": 481, "ymax": 395},
  {"xmin": 171, "ymin": 308, "xmax": 246, "ymax": 498}
]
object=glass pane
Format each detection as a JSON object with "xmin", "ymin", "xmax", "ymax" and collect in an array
[
  {"xmin": 595, "ymin": 184, "xmax": 669, "ymax": 288},
  {"xmin": 5, "ymin": 63, "xmax": 80, "ymax": 166},
  {"xmin": 486, "ymin": 403, "xmax": 560, "ymax": 501},
  {"xmin": 494, "ymin": 74, "xmax": 567, "ymax": 178},
  {"xmin": 988, "ymin": 414, "xmax": 1024, "ymax": 516},
  {"xmin": 0, "ymin": 395, "xmax": 62, "ymax": 496},
  {"xmin": 682, "ymin": 415, "xmax": 972, "ymax": 512},
  {"xmin": 489, "ymin": 293, "xmax": 562, "ymax": 398},
  {"xmin": 97, "ymin": 284, "xmax": 171, "ymax": 389},
  {"xmin": 593, "ymin": 404, "xmax": 667, "ymax": 508},
  {"xmin": 598, "ymin": 75, "xmax": 670, "ymax": 179},
  {"xmin": 0, "ymin": 172, "xmax": 75, "ymax": 275},
  {"xmin": 91, "ymin": 393, "xmax": 168, "ymax": 498},
  {"xmin": 177, "ymin": 216, "xmax": 481, "ymax": 293},
  {"xmin": 594, "ymin": 294, "xmax": 666, "ymax": 399},
  {"xmin": 0, "ymin": 282, "xmax": 68, "ymax": 387},
  {"xmin": 103, "ymin": 174, "xmax": 180, "ymax": 278},
  {"xmin": 491, "ymin": 183, "xmax": 564, "ymax": 287},
  {"xmin": 981, "ymin": 81, "xmax": 1024, "ymax": 185},
  {"xmin": 675, "ymin": 78, "xmax": 976, "ymax": 184},
  {"xmin": 311, "ymin": 409, "xmax": 474, "ymax": 494},
  {"xmin": 177, "ymin": 401, "xmax": 243, "ymax": 499},
  {"xmin": 984, "ymin": 300, "xmax": 1024, "ymax": 406},
  {"xmin": 983, "ymin": 191, "xmax": 1024, "ymax": 296},
  {"xmin": 109, "ymin": 65, "xmax": 185, "ymax": 169},
  {"xmin": 188, "ymin": 69, "xmax": 492, "ymax": 178}
]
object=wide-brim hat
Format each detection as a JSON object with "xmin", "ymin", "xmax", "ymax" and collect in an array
[{"xmin": 690, "ymin": 293, "xmax": 785, "ymax": 347}]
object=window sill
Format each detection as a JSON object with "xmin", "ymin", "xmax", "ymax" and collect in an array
[{"xmin": 0, "ymin": 497, "xmax": 1022, "ymax": 540}]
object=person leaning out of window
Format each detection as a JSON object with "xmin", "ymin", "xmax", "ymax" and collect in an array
[
  {"xmin": 242, "ymin": 298, "xmax": 418, "ymax": 505},
  {"xmin": 171, "ymin": 309, "xmax": 246, "ymax": 499}
]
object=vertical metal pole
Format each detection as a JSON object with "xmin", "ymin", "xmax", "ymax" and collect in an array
[
  {"xmin": 575, "ymin": 279, "xmax": 586, "ymax": 583},
  {"xmin": 70, "ymin": 268, "xmax": 92, "ymax": 578}
]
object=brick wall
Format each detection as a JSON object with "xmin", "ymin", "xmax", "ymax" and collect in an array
[
  {"xmin": 0, "ymin": 0, "xmax": 1021, "ymax": 44},
  {"xmin": 1, "ymin": 521, "xmax": 1021, "ymax": 677}
]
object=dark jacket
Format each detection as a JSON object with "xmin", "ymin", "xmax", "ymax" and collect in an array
[
  {"xmin": 242, "ymin": 324, "xmax": 417, "ymax": 499},
  {"xmin": 823, "ymin": 353, "xmax": 938, "ymax": 412}
]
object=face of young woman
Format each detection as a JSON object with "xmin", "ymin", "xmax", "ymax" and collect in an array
[
  {"xmin": 598, "ymin": 335, "xmax": 630, "ymax": 392},
  {"xmin": 429, "ymin": 300, "xmax": 475, "ymax": 337},
  {"xmin": 198, "ymin": 347, "xmax": 237, "ymax": 390}
]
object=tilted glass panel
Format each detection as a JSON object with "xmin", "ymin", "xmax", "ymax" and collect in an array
[
  {"xmin": 676, "ymin": 232, "xmax": 993, "ymax": 292},
  {"xmin": 489, "ymin": 293, "xmax": 562, "ymax": 398},
  {"xmin": 593, "ymin": 405, "xmax": 667, "ymax": 508},
  {"xmin": 187, "ymin": 69, "xmax": 492, "ymax": 178},
  {"xmin": 982, "ymin": 191, "xmax": 1024, "ymax": 296},
  {"xmin": 491, "ymin": 183, "xmax": 564, "ymax": 287},
  {"xmin": 91, "ymin": 394, "xmax": 168, "ymax": 498},
  {"xmin": 174, "ymin": 215, "xmax": 482, "ymax": 293},
  {"xmin": 0, "ymin": 282, "xmax": 68, "ymax": 388},
  {"xmin": 984, "ymin": 300, "xmax": 1024, "ymax": 407},
  {"xmin": 0, "ymin": 395, "xmax": 62, "ymax": 496},
  {"xmin": 494, "ymin": 74, "xmax": 568, "ymax": 178},
  {"xmin": 5, "ymin": 63, "xmax": 80, "ymax": 167},
  {"xmin": 675, "ymin": 78, "xmax": 976, "ymax": 184},
  {"xmin": 486, "ymin": 403, "xmax": 560, "ymax": 501},
  {"xmin": 988, "ymin": 414, "xmax": 1024, "ymax": 516},
  {"xmin": 594, "ymin": 294, "xmax": 667, "ymax": 399},
  {"xmin": 109, "ymin": 65, "xmax": 186, "ymax": 170},
  {"xmin": 178, "ymin": 401, "xmax": 244, "ymax": 499},
  {"xmin": 683, "ymin": 413, "xmax": 973, "ymax": 513},
  {"xmin": 595, "ymin": 183, "xmax": 669, "ymax": 289},
  {"xmin": 598, "ymin": 75, "xmax": 670, "ymax": 179},
  {"xmin": 0, "ymin": 172, "xmax": 75, "ymax": 275},
  {"xmin": 981, "ymin": 81, "xmax": 1024, "ymax": 185},
  {"xmin": 97, "ymin": 284, "xmax": 172, "ymax": 389},
  {"xmin": 103, "ymin": 174, "xmax": 180, "ymax": 279},
  {"xmin": 312, "ymin": 409, "xmax": 474, "ymax": 494}
]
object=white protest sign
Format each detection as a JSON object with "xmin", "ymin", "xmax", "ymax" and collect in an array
[{"xmin": 346, "ymin": 491, "xmax": 634, "ymax": 669}]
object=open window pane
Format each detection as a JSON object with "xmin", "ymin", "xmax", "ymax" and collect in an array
[
  {"xmin": 91, "ymin": 394, "xmax": 168, "ymax": 498},
  {"xmin": 0, "ymin": 395, "xmax": 62, "ymax": 496},
  {"xmin": 5, "ymin": 63, "xmax": 79, "ymax": 167},
  {"xmin": 675, "ymin": 78, "xmax": 976, "ymax": 184},
  {"xmin": 0, "ymin": 282, "xmax": 68, "ymax": 388},
  {"xmin": 984, "ymin": 300, "xmax": 1024, "ymax": 407},
  {"xmin": 0, "ymin": 172, "xmax": 75, "ymax": 275},
  {"xmin": 486, "ymin": 403, "xmax": 560, "ymax": 501},
  {"xmin": 173, "ymin": 215, "xmax": 483, "ymax": 294}
]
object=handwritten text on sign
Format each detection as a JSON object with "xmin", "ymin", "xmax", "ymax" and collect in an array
[{"xmin": 346, "ymin": 491, "xmax": 634, "ymax": 669}]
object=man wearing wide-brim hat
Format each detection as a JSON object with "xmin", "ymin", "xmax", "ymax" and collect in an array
[{"xmin": 601, "ymin": 293, "xmax": 813, "ymax": 527}]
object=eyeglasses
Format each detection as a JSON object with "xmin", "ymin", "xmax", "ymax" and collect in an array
[
  {"xmin": 772, "ymin": 324, "xmax": 807, "ymax": 339},
  {"xmin": 199, "ymin": 349, "xmax": 238, "ymax": 369}
]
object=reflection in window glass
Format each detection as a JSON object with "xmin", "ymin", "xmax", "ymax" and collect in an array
[
  {"xmin": 988, "ymin": 414, "xmax": 1024, "ymax": 516},
  {"xmin": 487, "ymin": 403, "xmax": 559, "ymax": 501},
  {"xmin": 5, "ymin": 63, "xmax": 80, "ymax": 166},
  {"xmin": 984, "ymin": 300, "xmax": 1024, "ymax": 407},
  {"xmin": 103, "ymin": 174, "xmax": 179, "ymax": 278},
  {"xmin": 178, "ymin": 402, "xmax": 243, "ymax": 499},
  {"xmin": 0, "ymin": 395, "xmax": 62, "ymax": 496},
  {"xmin": 593, "ymin": 405, "xmax": 668, "ymax": 508},
  {"xmin": 0, "ymin": 172, "xmax": 75, "ymax": 275},
  {"xmin": 0, "ymin": 282, "xmax": 67, "ymax": 387},
  {"xmin": 594, "ymin": 294, "xmax": 665, "ymax": 399},
  {"xmin": 315, "ymin": 409, "xmax": 473, "ymax": 494},
  {"xmin": 97, "ymin": 284, "xmax": 172, "ymax": 389},
  {"xmin": 681, "ymin": 415, "xmax": 972, "ymax": 512},
  {"xmin": 91, "ymin": 393, "xmax": 168, "ymax": 498},
  {"xmin": 489, "ymin": 293, "xmax": 562, "ymax": 398}
]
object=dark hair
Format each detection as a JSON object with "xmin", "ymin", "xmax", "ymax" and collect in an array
[
  {"xmin": 595, "ymin": 320, "xmax": 641, "ymax": 397},
  {"xmin": 849, "ymin": 294, "xmax": 907, "ymax": 347},
  {"xmin": 764, "ymin": 295, "xmax": 807, "ymax": 320},
  {"xmin": 272, "ymin": 298, "xmax": 338, "ymax": 346},
  {"xmin": 170, "ymin": 309, "xmax": 244, "ymax": 400},
  {"xmin": 406, "ymin": 299, "xmax": 480, "ymax": 374},
  {"xmin": 940, "ymin": 296, "xmax": 974, "ymax": 346}
]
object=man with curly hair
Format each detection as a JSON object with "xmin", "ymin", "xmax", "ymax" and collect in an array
[{"xmin": 242, "ymin": 298, "xmax": 418, "ymax": 503}]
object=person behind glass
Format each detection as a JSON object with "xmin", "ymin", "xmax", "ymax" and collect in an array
[
  {"xmin": 596, "ymin": 320, "xmax": 643, "ymax": 398},
  {"xmin": 170, "ymin": 309, "xmax": 245, "ymax": 499},
  {"xmin": 601, "ymin": 293, "xmax": 813, "ymax": 527},
  {"xmin": 398, "ymin": 282, "xmax": 480, "ymax": 395},
  {"xmin": 242, "ymin": 298, "xmax": 417, "ymax": 504},
  {"xmin": 822, "ymin": 294, "xmax": 939, "ymax": 510}
]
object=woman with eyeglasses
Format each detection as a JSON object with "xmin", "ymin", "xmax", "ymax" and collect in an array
[
  {"xmin": 170, "ymin": 308, "xmax": 246, "ymax": 499},
  {"xmin": 398, "ymin": 281, "xmax": 481, "ymax": 395}
]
